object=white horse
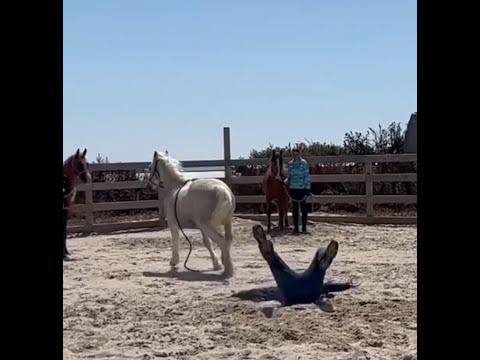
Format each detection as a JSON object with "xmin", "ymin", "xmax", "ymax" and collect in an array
[{"xmin": 148, "ymin": 151, "xmax": 236, "ymax": 278}]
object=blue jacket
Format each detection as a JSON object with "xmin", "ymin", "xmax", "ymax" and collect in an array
[{"xmin": 286, "ymin": 158, "xmax": 311, "ymax": 189}]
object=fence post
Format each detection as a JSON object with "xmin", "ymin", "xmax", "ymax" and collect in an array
[
  {"xmin": 365, "ymin": 161, "xmax": 374, "ymax": 217},
  {"xmin": 223, "ymin": 127, "xmax": 232, "ymax": 188},
  {"xmin": 84, "ymin": 175, "xmax": 94, "ymax": 233}
]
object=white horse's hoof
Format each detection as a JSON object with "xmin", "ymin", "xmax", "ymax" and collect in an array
[
  {"xmin": 222, "ymin": 266, "xmax": 234, "ymax": 278},
  {"xmin": 213, "ymin": 262, "xmax": 223, "ymax": 271},
  {"xmin": 170, "ymin": 255, "xmax": 180, "ymax": 266}
]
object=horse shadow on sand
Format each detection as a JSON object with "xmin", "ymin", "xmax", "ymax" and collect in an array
[{"xmin": 142, "ymin": 268, "xmax": 228, "ymax": 283}]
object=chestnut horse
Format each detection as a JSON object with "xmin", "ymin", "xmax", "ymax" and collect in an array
[
  {"xmin": 262, "ymin": 150, "xmax": 289, "ymax": 231},
  {"xmin": 63, "ymin": 149, "xmax": 90, "ymax": 259}
]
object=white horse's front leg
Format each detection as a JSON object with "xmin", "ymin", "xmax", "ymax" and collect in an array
[
  {"xmin": 201, "ymin": 231, "xmax": 222, "ymax": 271},
  {"xmin": 169, "ymin": 225, "xmax": 180, "ymax": 267}
]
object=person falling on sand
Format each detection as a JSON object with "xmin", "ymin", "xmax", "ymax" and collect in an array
[
  {"xmin": 250, "ymin": 224, "xmax": 356, "ymax": 306},
  {"xmin": 285, "ymin": 147, "xmax": 311, "ymax": 234}
]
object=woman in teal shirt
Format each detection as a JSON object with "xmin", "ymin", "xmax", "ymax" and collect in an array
[{"xmin": 285, "ymin": 148, "xmax": 311, "ymax": 234}]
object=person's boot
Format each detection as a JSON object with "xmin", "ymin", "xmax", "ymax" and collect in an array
[
  {"xmin": 253, "ymin": 225, "xmax": 275, "ymax": 262},
  {"xmin": 301, "ymin": 213, "xmax": 308, "ymax": 234},
  {"xmin": 292, "ymin": 217, "xmax": 300, "ymax": 234},
  {"xmin": 301, "ymin": 222, "xmax": 308, "ymax": 234}
]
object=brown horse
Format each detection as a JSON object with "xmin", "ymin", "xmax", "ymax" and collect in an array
[
  {"xmin": 262, "ymin": 149, "xmax": 289, "ymax": 232},
  {"xmin": 63, "ymin": 149, "xmax": 90, "ymax": 259}
]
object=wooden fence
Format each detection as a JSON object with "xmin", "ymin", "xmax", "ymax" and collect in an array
[{"xmin": 68, "ymin": 127, "xmax": 417, "ymax": 233}]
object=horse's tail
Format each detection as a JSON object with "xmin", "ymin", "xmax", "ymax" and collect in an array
[
  {"xmin": 211, "ymin": 184, "xmax": 236, "ymax": 230},
  {"xmin": 224, "ymin": 187, "xmax": 235, "ymax": 245},
  {"xmin": 224, "ymin": 219, "xmax": 233, "ymax": 245}
]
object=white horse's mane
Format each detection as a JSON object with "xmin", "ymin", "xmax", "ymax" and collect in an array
[{"xmin": 156, "ymin": 151, "xmax": 186, "ymax": 181}]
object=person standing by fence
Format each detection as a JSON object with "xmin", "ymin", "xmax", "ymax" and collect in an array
[{"xmin": 285, "ymin": 148, "xmax": 311, "ymax": 234}]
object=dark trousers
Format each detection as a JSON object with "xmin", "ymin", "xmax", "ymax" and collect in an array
[{"xmin": 289, "ymin": 188, "xmax": 309, "ymax": 230}]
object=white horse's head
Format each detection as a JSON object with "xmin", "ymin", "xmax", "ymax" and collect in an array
[
  {"xmin": 147, "ymin": 150, "xmax": 184, "ymax": 189},
  {"xmin": 147, "ymin": 151, "xmax": 163, "ymax": 189}
]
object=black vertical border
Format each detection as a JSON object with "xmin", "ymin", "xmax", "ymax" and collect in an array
[{"xmin": 4, "ymin": 0, "xmax": 63, "ymax": 358}]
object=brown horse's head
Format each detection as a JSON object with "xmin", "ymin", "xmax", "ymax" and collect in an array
[
  {"xmin": 268, "ymin": 149, "xmax": 287, "ymax": 181},
  {"xmin": 64, "ymin": 148, "xmax": 91, "ymax": 184}
]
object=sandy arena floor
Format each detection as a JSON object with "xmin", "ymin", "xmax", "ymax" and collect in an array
[{"xmin": 63, "ymin": 218, "xmax": 417, "ymax": 360}]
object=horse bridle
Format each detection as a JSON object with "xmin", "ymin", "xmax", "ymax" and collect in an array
[
  {"xmin": 63, "ymin": 158, "xmax": 90, "ymax": 200},
  {"xmin": 148, "ymin": 160, "xmax": 164, "ymax": 188},
  {"xmin": 67, "ymin": 157, "xmax": 90, "ymax": 178}
]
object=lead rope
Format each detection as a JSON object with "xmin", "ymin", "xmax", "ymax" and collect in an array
[
  {"xmin": 173, "ymin": 179, "xmax": 200, "ymax": 272},
  {"xmin": 280, "ymin": 180, "xmax": 316, "ymax": 213}
]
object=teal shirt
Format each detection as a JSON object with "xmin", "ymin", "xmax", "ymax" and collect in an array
[{"xmin": 287, "ymin": 158, "xmax": 311, "ymax": 189}]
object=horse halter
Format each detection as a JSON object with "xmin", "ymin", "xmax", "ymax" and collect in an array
[
  {"xmin": 67, "ymin": 157, "xmax": 89, "ymax": 178},
  {"xmin": 63, "ymin": 158, "xmax": 89, "ymax": 201},
  {"xmin": 148, "ymin": 160, "xmax": 164, "ymax": 188}
]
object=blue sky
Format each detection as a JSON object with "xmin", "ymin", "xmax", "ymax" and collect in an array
[{"xmin": 63, "ymin": 0, "xmax": 416, "ymax": 162}]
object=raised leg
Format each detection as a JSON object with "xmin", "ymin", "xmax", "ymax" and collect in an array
[
  {"xmin": 252, "ymin": 225, "xmax": 297, "ymax": 287},
  {"xmin": 304, "ymin": 240, "xmax": 339, "ymax": 277},
  {"xmin": 252, "ymin": 224, "xmax": 275, "ymax": 262},
  {"xmin": 201, "ymin": 231, "xmax": 222, "ymax": 271},
  {"xmin": 317, "ymin": 241, "xmax": 338, "ymax": 271},
  {"xmin": 169, "ymin": 225, "xmax": 180, "ymax": 267}
]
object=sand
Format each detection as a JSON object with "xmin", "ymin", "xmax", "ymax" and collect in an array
[{"xmin": 63, "ymin": 218, "xmax": 417, "ymax": 360}]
